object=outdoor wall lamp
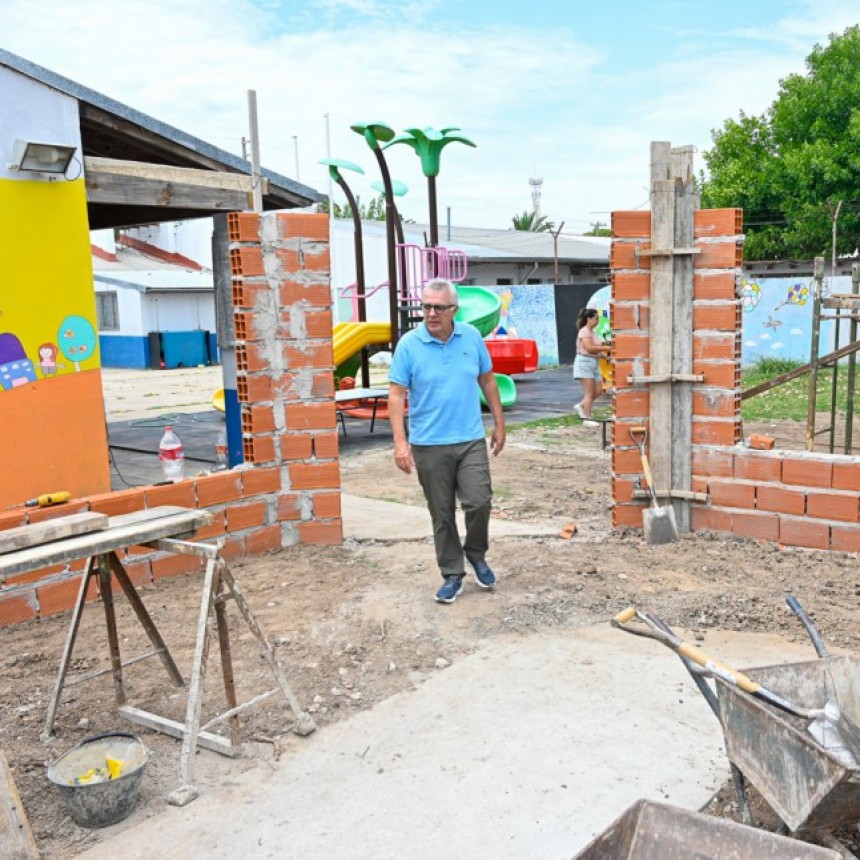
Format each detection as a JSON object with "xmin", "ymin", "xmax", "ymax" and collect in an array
[{"xmin": 8, "ymin": 139, "xmax": 77, "ymax": 174}]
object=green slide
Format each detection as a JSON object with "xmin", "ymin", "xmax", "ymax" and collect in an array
[
  {"xmin": 455, "ymin": 287, "xmax": 517, "ymax": 410},
  {"xmin": 479, "ymin": 373, "xmax": 517, "ymax": 409},
  {"xmin": 456, "ymin": 286, "xmax": 502, "ymax": 337}
]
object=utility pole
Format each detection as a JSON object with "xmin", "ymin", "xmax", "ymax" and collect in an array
[
  {"xmin": 551, "ymin": 221, "xmax": 565, "ymax": 284},
  {"xmin": 247, "ymin": 90, "xmax": 263, "ymax": 213},
  {"xmin": 324, "ymin": 113, "xmax": 334, "ymax": 210}
]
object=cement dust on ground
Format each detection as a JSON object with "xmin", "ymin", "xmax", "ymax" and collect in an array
[{"xmin": 2, "ymin": 401, "xmax": 859, "ymax": 855}]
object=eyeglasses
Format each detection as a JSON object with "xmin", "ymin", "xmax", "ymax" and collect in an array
[{"xmin": 421, "ymin": 303, "xmax": 455, "ymax": 314}]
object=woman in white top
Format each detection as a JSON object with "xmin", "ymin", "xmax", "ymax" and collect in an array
[{"xmin": 572, "ymin": 308, "xmax": 610, "ymax": 420}]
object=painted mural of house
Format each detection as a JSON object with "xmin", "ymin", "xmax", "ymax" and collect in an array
[{"xmin": 0, "ymin": 47, "xmax": 320, "ymax": 509}]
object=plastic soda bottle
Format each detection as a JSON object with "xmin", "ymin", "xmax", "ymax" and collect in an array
[
  {"xmin": 158, "ymin": 425, "xmax": 185, "ymax": 482},
  {"xmin": 214, "ymin": 428, "xmax": 228, "ymax": 469}
]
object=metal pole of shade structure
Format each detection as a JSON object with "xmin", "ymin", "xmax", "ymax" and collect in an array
[
  {"xmin": 220, "ymin": 89, "xmax": 264, "ymax": 467},
  {"xmin": 292, "ymin": 135, "xmax": 300, "ymax": 181}
]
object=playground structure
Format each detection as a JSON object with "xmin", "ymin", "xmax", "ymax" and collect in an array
[
  {"xmin": 328, "ymin": 119, "xmax": 524, "ymax": 414},
  {"xmin": 334, "ymin": 235, "xmax": 517, "ymax": 408}
]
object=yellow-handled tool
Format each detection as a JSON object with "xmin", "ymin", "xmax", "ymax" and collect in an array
[{"xmin": 7, "ymin": 491, "xmax": 71, "ymax": 509}]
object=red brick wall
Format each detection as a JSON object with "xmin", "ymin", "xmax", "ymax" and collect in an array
[
  {"xmin": 609, "ymin": 206, "xmax": 860, "ymax": 552},
  {"xmin": 0, "ymin": 211, "xmax": 341, "ymax": 627},
  {"xmin": 693, "ymin": 449, "xmax": 860, "ymax": 550}
]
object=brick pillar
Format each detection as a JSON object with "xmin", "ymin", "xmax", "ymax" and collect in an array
[
  {"xmin": 609, "ymin": 208, "xmax": 743, "ymax": 530},
  {"xmin": 228, "ymin": 211, "xmax": 342, "ymax": 546}
]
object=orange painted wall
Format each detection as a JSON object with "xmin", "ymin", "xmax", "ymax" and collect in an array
[{"xmin": 2, "ymin": 368, "xmax": 109, "ymax": 502}]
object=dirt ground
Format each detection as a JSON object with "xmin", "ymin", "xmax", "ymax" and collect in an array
[{"xmin": 2, "ymin": 417, "xmax": 859, "ymax": 858}]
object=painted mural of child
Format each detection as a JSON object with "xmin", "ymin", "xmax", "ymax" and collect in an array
[{"xmin": 38, "ymin": 342, "xmax": 59, "ymax": 376}]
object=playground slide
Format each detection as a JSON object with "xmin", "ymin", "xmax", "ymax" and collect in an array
[
  {"xmin": 479, "ymin": 373, "xmax": 517, "ymax": 409},
  {"xmin": 333, "ymin": 288, "xmax": 518, "ymax": 408},
  {"xmin": 333, "ymin": 321, "xmax": 392, "ymax": 367},
  {"xmin": 456, "ymin": 286, "xmax": 502, "ymax": 337},
  {"xmin": 455, "ymin": 287, "xmax": 519, "ymax": 409}
]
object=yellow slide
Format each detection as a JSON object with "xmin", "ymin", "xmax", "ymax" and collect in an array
[{"xmin": 333, "ymin": 321, "xmax": 391, "ymax": 366}]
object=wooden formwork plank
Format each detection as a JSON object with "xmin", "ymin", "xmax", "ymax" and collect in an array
[
  {"xmin": 648, "ymin": 142, "xmax": 675, "ymax": 498},
  {"xmin": 0, "ymin": 750, "xmax": 39, "ymax": 859}
]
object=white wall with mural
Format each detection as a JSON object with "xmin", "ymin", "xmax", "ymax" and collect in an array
[{"xmin": 740, "ymin": 275, "xmax": 854, "ymax": 365}]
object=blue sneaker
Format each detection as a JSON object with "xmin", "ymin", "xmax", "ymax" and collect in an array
[
  {"xmin": 469, "ymin": 559, "xmax": 497, "ymax": 589},
  {"xmin": 435, "ymin": 575, "xmax": 464, "ymax": 604}
]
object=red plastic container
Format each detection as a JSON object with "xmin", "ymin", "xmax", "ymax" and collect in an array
[{"xmin": 484, "ymin": 338, "xmax": 539, "ymax": 375}]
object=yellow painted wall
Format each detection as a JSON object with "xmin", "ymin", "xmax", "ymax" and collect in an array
[{"xmin": 0, "ymin": 176, "xmax": 109, "ymax": 506}]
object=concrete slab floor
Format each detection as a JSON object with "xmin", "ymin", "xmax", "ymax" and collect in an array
[{"xmin": 77, "ymin": 627, "xmax": 812, "ymax": 860}]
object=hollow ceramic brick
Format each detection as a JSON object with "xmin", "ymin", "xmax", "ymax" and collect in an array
[
  {"xmin": 227, "ymin": 212, "xmax": 261, "ymax": 242},
  {"xmin": 277, "ymin": 212, "xmax": 330, "ymax": 242},
  {"xmin": 611, "ymin": 211, "xmax": 651, "ymax": 239},
  {"xmin": 693, "ymin": 209, "xmax": 743, "ymax": 238},
  {"xmin": 612, "ymin": 274, "xmax": 651, "ymax": 301}
]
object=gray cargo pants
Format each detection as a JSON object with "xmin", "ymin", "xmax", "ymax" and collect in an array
[{"xmin": 411, "ymin": 439, "xmax": 492, "ymax": 579}]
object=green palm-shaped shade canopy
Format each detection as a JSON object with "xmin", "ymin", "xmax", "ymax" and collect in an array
[
  {"xmin": 350, "ymin": 121, "xmax": 396, "ymax": 151},
  {"xmin": 318, "ymin": 157, "xmax": 364, "ymax": 181},
  {"xmin": 370, "ymin": 179, "xmax": 408, "ymax": 197},
  {"xmin": 384, "ymin": 126, "xmax": 476, "ymax": 177}
]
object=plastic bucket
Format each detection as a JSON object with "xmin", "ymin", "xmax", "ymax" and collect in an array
[{"xmin": 47, "ymin": 731, "xmax": 149, "ymax": 828}]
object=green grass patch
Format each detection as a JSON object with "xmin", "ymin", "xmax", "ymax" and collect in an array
[
  {"xmin": 511, "ymin": 414, "xmax": 580, "ymax": 431},
  {"xmin": 741, "ymin": 357, "xmax": 856, "ymax": 422}
]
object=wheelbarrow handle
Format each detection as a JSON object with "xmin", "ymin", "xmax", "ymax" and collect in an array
[
  {"xmin": 612, "ymin": 607, "xmax": 817, "ymax": 720},
  {"xmin": 612, "ymin": 607, "xmax": 764, "ymax": 694},
  {"xmin": 786, "ymin": 595, "xmax": 831, "ymax": 659}
]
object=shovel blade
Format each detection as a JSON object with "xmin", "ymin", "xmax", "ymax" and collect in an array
[
  {"xmin": 809, "ymin": 701, "xmax": 860, "ymax": 768},
  {"xmin": 643, "ymin": 505, "xmax": 678, "ymax": 545}
]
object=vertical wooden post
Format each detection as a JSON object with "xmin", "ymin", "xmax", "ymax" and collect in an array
[
  {"xmin": 648, "ymin": 143, "xmax": 675, "ymax": 504},
  {"xmin": 806, "ymin": 257, "xmax": 825, "ymax": 450},
  {"xmin": 648, "ymin": 142, "xmax": 696, "ymax": 531},
  {"xmin": 670, "ymin": 147, "xmax": 697, "ymax": 532},
  {"xmin": 845, "ymin": 263, "xmax": 860, "ymax": 454}
]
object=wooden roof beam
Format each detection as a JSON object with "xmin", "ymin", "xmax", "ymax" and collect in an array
[{"xmin": 84, "ymin": 156, "xmax": 267, "ymax": 212}]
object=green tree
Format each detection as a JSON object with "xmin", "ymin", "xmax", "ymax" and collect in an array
[
  {"xmin": 584, "ymin": 221, "xmax": 612, "ymax": 237},
  {"xmin": 511, "ymin": 210, "xmax": 554, "ymax": 232},
  {"xmin": 701, "ymin": 25, "xmax": 860, "ymax": 260},
  {"xmin": 316, "ymin": 193, "xmax": 388, "ymax": 221}
]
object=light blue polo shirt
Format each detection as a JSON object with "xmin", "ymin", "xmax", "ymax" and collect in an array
[{"xmin": 389, "ymin": 321, "xmax": 492, "ymax": 445}]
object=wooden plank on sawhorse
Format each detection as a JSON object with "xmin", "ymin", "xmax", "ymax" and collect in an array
[
  {"xmin": 37, "ymin": 508, "xmax": 212, "ymax": 740},
  {"xmin": 131, "ymin": 537, "xmax": 317, "ymax": 807},
  {"xmin": 0, "ymin": 512, "xmax": 108, "ymax": 557},
  {"xmin": 0, "ymin": 750, "xmax": 39, "ymax": 859},
  {"xmin": 0, "ymin": 506, "xmax": 212, "ymax": 580}
]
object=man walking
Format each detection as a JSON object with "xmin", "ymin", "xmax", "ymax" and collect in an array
[{"xmin": 388, "ymin": 279, "xmax": 506, "ymax": 603}]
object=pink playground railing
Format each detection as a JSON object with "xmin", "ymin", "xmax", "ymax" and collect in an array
[{"xmin": 396, "ymin": 244, "xmax": 469, "ymax": 305}]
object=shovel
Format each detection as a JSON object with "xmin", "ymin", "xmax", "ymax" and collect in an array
[
  {"xmin": 612, "ymin": 606, "xmax": 860, "ymax": 762},
  {"xmin": 628, "ymin": 426, "xmax": 678, "ymax": 545}
]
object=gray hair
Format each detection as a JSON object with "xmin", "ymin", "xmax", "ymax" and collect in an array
[{"xmin": 422, "ymin": 278, "xmax": 459, "ymax": 306}]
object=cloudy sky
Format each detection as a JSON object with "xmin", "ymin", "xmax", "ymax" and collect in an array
[{"xmin": 3, "ymin": 0, "xmax": 858, "ymax": 233}]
